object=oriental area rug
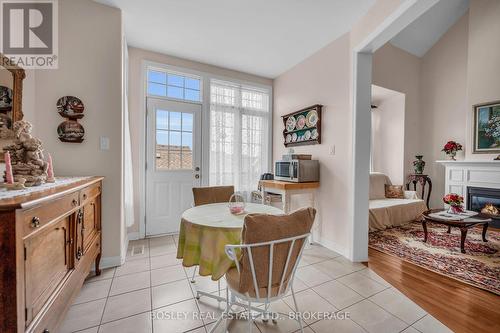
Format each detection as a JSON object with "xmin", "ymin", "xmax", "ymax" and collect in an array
[{"xmin": 369, "ymin": 221, "xmax": 500, "ymax": 295}]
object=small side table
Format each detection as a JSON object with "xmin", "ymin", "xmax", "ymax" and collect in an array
[{"xmin": 406, "ymin": 174, "xmax": 432, "ymax": 208}]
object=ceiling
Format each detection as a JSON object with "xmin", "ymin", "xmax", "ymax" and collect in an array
[
  {"xmin": 390, "ymin": 0, "xmax": 469, "ymax": 58},
  {"xmin": 95, "ymin": 0, "xmax": 375, "ymax": 78}
]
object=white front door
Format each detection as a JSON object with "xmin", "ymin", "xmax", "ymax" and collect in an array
[{"xmin": 146, "ymin": 98, "xmax": 202, "ymax": 236}]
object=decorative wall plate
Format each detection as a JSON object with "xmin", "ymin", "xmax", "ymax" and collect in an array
[
  {"xmin": 57, "ymin": 120, "xmax": 85, "ymax": 143},
  {"xmin": 0, "ymin": 86, "xmax": 13, "ymax": 112},
  {"xmin": 57, "ymin": 96, "xmax": 85, "ymax": 119},
  {"xmin": 286, "ymin": 134, "xmax": 292, "ymax": 143},
  {"xmin": 306, "ymin": 110, "xmax": 318, "ymax": 127},
  {"xmin": 286, "ymin": 116, "xmax": 296, "ymax": 131},
  {"xmin": 296, "ymin": 115, "xmax": 306, "ymax": 129},
  {"xmin": 304, "ymin": 130, "xmax": 311, "ymax": 140},
  {"xmin": 292, "ymin": 132, "xmax": 298, "ymax": 142},
  {"xmin": 311, "ymin": 129, "xmax": 319, "ymax": 139}
]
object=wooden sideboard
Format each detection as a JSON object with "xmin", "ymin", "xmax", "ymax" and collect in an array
[{"xmin": 0, "ymin": 177, "xmax": 104, "ymax": 333}]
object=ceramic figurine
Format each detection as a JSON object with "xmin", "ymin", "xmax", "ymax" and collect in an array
[{"xmin": 3, "ymin": 120, "xmax": 48, "ymax": 186}]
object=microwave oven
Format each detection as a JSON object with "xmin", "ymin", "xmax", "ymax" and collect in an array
[{"xmin": 274, "ymin": 160, "xmax": 319, "ymax": 183}]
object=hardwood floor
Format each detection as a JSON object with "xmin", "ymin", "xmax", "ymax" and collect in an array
[{"xmin": 367, "ymin": 248, "xmax": 500, "ymax": 333}]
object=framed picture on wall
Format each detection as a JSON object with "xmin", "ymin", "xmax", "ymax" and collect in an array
[{"xmin": 473, "ymin": 100, "xmax": 500, "ymax": 153}]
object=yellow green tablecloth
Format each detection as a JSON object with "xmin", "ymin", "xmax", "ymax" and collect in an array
[{"xmin": 176, "ymin": 203, "xmax": 283, "ymax": 280}]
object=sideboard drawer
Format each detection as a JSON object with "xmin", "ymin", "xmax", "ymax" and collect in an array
[
  {"xmin": 21, "ymin": 192, "xmax": 80, "ymax": 238},
  {"xmin": 80, "ymin": 182, "xmax": 101, "ymax": 205}
]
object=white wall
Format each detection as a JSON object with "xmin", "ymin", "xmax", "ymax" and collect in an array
[
  {"xmin": 32, "ymin": 0, "xmax": 125, "ymax": 264},
  {"xmin": 371, "ymin": 85, "xmax": 405, "ymax": 184}
]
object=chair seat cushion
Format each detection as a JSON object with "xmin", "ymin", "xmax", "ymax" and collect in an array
[
  {"xmin": 230, "ymin": 207, "xmax": 316, "ymax": 297},
  {"xmin": 226, "ymin": 267, "xmax": 285, "ymax": 298}
]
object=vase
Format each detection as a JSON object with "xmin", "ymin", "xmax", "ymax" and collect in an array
[
  {"xmin": 447, "ymin": 151, "xmax": 457, "ymax": 161},
  {"xmin": 413, "ymin": 155, "xmax": 425, "ymax": 174},
  {"xmin": 447, "ymin": 205, "xmax": 464, "ymax": 215}
]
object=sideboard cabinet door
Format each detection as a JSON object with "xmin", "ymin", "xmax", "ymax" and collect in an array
[{"xmin": 24, "ymin": 216, "xmax": 71, "ymax": 324}]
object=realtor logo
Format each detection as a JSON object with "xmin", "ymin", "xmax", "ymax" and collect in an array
[{"xmin": 0, "ymin": 0, "xmax": 58, "ymax": 68}]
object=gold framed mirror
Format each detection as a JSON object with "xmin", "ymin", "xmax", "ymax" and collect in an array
[{"xmin": 0, "ymin": 52, "xmax": 25, "ymax": 162}]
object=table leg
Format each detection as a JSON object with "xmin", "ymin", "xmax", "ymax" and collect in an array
[
  {"xmin": 460, "ymin": 228, "xmax": 467, "ymax": 254},
  {"xmin": 482, "ymin": 223, "xmax": 488, "ymax": 242},
  {"xmin": 421, "ymin": 220, "xmax": 428, "ymax": 242},
  {"xmin": 282, "ymin": 192, "xmax": 290, "ymax": 213},
  {"xmin": 447, "ymin": 226, "xmax": 451, "ymax": 233}
]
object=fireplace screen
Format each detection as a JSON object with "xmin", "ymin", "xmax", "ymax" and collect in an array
[{"xmin": 467, "ymin": 187, "xmax": 500, "ymax": 227}]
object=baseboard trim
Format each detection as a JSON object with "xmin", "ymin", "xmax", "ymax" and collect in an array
[
  {"xmin": 127, "ymin": 232, "xmax": 140, "ymax": 241},
  {"xmin": 316, "ymin": 237, "xmax": 349, "ymax": 259}
]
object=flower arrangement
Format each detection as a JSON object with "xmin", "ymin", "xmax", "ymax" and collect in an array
[
  {"xmin": 443, "ymin": 193, "xmax": 464, "ymax": 214},
  {"xmin": 442, "ymin": 140, "xmax": 463, "ymax": 160}
]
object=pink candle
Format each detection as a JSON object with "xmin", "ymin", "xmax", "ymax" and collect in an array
[
  {"xmin": 47, "ymin": 153, "xmax": 54, "ymax": 179},
  {"xmin": 4, "ymin": 151, "xmax": 14, "ymax": 184}
]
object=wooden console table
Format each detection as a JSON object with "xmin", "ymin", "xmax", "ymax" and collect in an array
[{"xmin": 0, "ymin": 177, "xmax": 103, "ymax": 333}]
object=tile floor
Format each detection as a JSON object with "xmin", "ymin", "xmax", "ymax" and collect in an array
[{"xmin": 60, "ymin": 235, "xmax": 453, "ymax": 333}]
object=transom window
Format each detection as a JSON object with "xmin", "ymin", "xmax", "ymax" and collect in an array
[
  {"xmin": 148, "ymin": 69, "xmax": 201, "ymax": 102},
  {"xmin": 155, "ymin": 110, "xmax": 193, "ymax": 170}
]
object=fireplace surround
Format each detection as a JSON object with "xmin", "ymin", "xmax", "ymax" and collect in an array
[{"xmin": 467, "ymin": 186, "xmax": 500, "ymax": 228}]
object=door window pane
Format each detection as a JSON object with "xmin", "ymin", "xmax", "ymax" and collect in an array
[
  {"xmin": 168, "ymin": 74, "xmax": 184, "ymax": 87},
  {"xmin": 185, "ymin": 89, "xmax": 200, "ymax": 102},
  {"xmin": 148, "ymin": 71, "xmax": 167, "ymax": 84},
  {"xmin": 185, "ymin": 77, "xmax": 200, "ymax": 90},
  {"xmin": 155, "ymin": 109, "xmax": 195, "ymax": 171}
]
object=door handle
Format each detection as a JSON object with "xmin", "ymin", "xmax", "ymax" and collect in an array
[
  {"xmin": 194, "ymin": 174, "xmax": 200, "ymax": 179},
  {"xmin": 194, "ymin": 167, "xmax": 200, "ymax": 172}
]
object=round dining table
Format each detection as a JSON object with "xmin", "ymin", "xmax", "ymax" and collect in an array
[{"xmin": 176, "ymin": 202, "xmax": 283, "ymax": 281}]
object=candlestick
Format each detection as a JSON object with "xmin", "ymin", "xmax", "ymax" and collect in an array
[
  {"xmin": 4, "ymin": 151, "xmax": 14, "ymax": 184},
  {"xmin": 46, "ymin": 153, "xmax": 55, "ymax": 183}
]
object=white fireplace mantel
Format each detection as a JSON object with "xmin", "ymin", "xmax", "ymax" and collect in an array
[{"xmin": 436, "ymin": 160, "xmax": 500, "ymax": 206}]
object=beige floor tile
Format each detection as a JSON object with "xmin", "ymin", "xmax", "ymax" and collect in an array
[
  {"xmin": 295, "ymin": 265, "xmax": 332, "ymax": 288},
  {"xmin": 152, "ymin": 279, "xmax": 194, "ymax": 309},
  {"xmin": 345, "ymin": 300, "xmax": 407, "ymax": 333},
  {"xmin": 310, "ymin": 317, "xmax": 365, "ymax": 333},
  {"xmin": 60, "ymin": 298, "xmax": 106, "ymax": 333},
  {"xmin": 369, "ymin": 288, "xmax": 426, "ymax": 324},
  {"xmin": 151, "ymin": 264, "xmax": 186, "ymax": 286},
  {"xmin": 401, "ymin": 327, "xmax": 420, "ymax": 333},
  {"xmin": 149, "ymin": 235, "xmax": 176, "ymax": 246},
  {"xmin": 150, "ymin": 252, "xmax": 181, "ymax": 269},
  {"xmin": 115, "ymin": 257, "xmax": 150, "ymax": 277},
  {"xmin": 128, "ymin": 238, "xmax": 149, "ymax": 248},
  {"xmin": 287, "ymin": 277, "xmax": 309, "ymax": 294},
  {"xmin": 337, "ymin": 272, "xmax": 388, "ymax": 298},
  {"xmin": 303, "ymin": 244, "xmax": 340, "ymax": 259},
  {"xmin": 76, "ymin": 327, "xmax": 99, "ymax": 333},
  {"xmin": 189, "ymin": 327, "xmax": 207, "ymax": 333},
  {"xmin": 254, "ymin": 300, "xmax": 304, "ymax": 333},
  {"xmin": 98, "ymin": 311, "xmax": 152, "ymax": 333},
  {"xmin": 190, "ymin": 276, "xmax": 227, "ymax": 295},
  {"xmin": 333, "ymin": 257, "xmax": 366, "ymax": 271},
  {"xmin": 283, "ymin": 289, "xmax": 337, "ymax": 325},
  {"xmin": 109, "ymin": 271, "xmax": 151, "ymax": 296},
  {"xmin": 312, "ymin": 259, "xmax": 359, "ymax": 279},
  {"xmin": 196, "ymin": 292, "xmax": 228, "ymax": 325},
  {"xmin": 153, "ymin": 299, "xmax": 204, "ymax": 333},
  {"xmin": 85, "ymin": 268, "xmax": 115, "ymax": 283},
  {"xmin": 312, "ymin": 280, "xmax": 364, "ymax": 310},
  {"xmin": 358, "ymin": 268, "xmax": 391, "ymax": 287},
  {"xmin": 102, "ymin": 288, "xmax": 152, "ymax": 323},
  {"xmin": 207, "ymin": 317, "xmax": 260, "ymax": 333},
  {"xmin": 412, "ymin": 315, "xmax": 453, "ymax": 333},
  {"xmin": 74, "ymin": 279, "xmax": 112, "ymax": 305}
]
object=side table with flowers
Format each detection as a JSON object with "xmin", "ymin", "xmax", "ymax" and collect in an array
[{"xmin": 442, "ymin": 140, "xmax": 463, "ymax": 160}]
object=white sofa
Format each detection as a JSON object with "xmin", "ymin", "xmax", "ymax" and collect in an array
[{"xmin": 369, "ymin": 172, "xmax": 427, "ymax": 232}]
